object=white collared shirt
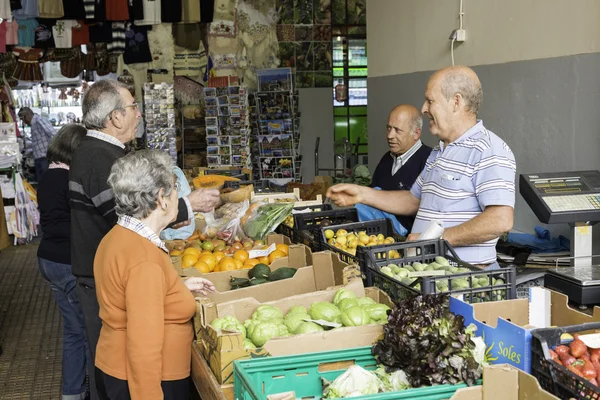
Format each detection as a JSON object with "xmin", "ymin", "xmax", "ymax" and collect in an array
[{"xmin": 390, "ymin": 140, "xmax": 423, "ymax": 175}]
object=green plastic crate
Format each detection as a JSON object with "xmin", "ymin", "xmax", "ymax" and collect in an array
[{"xmin": 233, "ymin": 346, "xmax": 477, "ymax": 400}]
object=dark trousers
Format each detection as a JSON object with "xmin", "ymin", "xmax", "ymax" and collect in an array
[
  {"xmin": 34, "ymin": 157, "xmax": 48, "ymax": 184},
  {"xmin": 76, "ymin": 277, "xmax": 102, "ymax": 400},
  {"xmin": 96, "ymin": 367, "xmax": 190, "ymax": 400}
]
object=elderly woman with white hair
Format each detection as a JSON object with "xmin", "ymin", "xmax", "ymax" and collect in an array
[{"xmin": 93, "ymin": 150, "xmax": 215, "ymax": 400}]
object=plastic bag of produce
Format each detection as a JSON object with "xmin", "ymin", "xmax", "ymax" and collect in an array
[
  {"xmin": 241, "ymin": 202, "xmax": 294, "ymax": 241},
  {"xmin": 202, "ymin": 200, "xmax": 249, "ymax": 243}
]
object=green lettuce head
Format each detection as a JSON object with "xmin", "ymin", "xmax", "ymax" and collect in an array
[
  {"xmin": 333, "ymin": 288, "xmax": 357, "ymax": 306},
  {"xmin": 309, "ymin": 302, "xmax": 342, "ymax": 323},
  {"xmin": 341, "ymin": 306, "xmax": 371, "ymax": 327},
  {"xmin": 251, "ymin": 305, "xmax": 284, "ymax": 321}
]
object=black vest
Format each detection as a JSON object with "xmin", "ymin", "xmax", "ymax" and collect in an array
[{"xmin": 371, "ymin": 144, "xmax": 432, "ymax": 232}]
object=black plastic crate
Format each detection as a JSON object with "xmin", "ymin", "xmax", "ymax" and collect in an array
[
  {"xmin": 319, "ymin": 218, "xmax": 404, "ymax": 267},
  {"xmin": 363, "ymin": 239, "xmax": 517, "ymax": 303},
  {"xmin": 276, "ymin": 203, "xmax": 333, "ymax": 246},
  {"xmin": 291, "ymin": 207, "xmax": 357, "ymax": 251},
  {"xmin": 223, "ymin": 179, "xmax": 287, "ymax": 193},
  {"xmin": 531, "ymin": 324, "xmax": 600, "ymax": 400}
]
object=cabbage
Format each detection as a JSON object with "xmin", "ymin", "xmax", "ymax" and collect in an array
[
  {"xmin": 222, "ymin": 321, "xmax": 246, "ymax": 338},
  {"xmin": 333, "ymin": 288, "xmax": 357, "ymax": 306},
  {"xmin": 252, "ymin": 305, "xmax": 283, "ymax": 321},
  {"xmin": 243, "ymin": 338, "xmax": 256, "ymax": 349},
  {"xmin": 309, "ymin": 302, "xmax": 342, "ymax": 323},
  {"xmin": 341, "ymin": 306, "xmax": 371, "ymax": 327},
  {"xmin": 374, "ymin": 366, "xmax": 410, "ymax": 391},
  {"xmin": 362, "ymin": 303, "xmax": 391, "ymax": 322},
  {"xmin": 249, "ymin": 320, "xmax": 287, "ymax": 347},
  {"xmin": 322, "ymin": 365, "xmax": 382, "ymax": 398},
  {"xmin": 211, "ymin": 318, "xmax": 226, "ymax": 330},
  {"xmin": 287, "ymin": 306, "xmax": 308, "ymax": 315},
  {"xmin": 295, "ymin": 321, "xmax": 325, "ymax": 334},
  {"xmin": 356, "ymin": 297, "xmax": 376, "ymax": 307},
  {"xmin": 211, "ymin": 316, "xmax": 242, "ymax": 331},
  {"xmin": 284, "ymin": 313, "xmax": 309, "ymax": 334},
  {"xmin": 338, "ymin": 298, "xmax": 359, "ymax": 312}
]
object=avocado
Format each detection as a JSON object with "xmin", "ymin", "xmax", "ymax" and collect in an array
[
  {"xmin": 320, "ymin": 219, "xmax": 332, "ymax": 226},
  {"xmin": 267, "ymin": 267, "xmax": 297, "ymax": 281},
  {"xmin": 250, "ymin": 277, "xmax": 268, "ymax": 285},
  {"xmin": 249, "ymin": 264, "xmax": 271, "ymax": 279}
]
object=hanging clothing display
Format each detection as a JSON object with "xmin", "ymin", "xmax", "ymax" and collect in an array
[
  {"xmin": 52, "ymin": 19, "xmax": 77, "ymax": 48},
  {"xmin": 71, "ymin": 20, "xmax": 90, "ymax": 46},
  {"xmin": 33, "ymin": 18, "xmax": 56, "ymax": 48},
  {"xmin": 62, "ymin": 0, "xmax": 85, "ymax": 19},
  {"xmin": 106, "ymin": 0, "xmax": 128, "ymax": 21},
  {"xmin": 173, "ymin": 43, "xmax": 207, "ymax": 81},
  {"xmin": 12, "ymin": 0, "xmax": 37, "ymax": 19},
  {"xmin": 123, "ymin": 23, "xmax": 152, "ymax": 64},
  {"xmin": 135, "ymin": 0, "xmax": 160, "ymax": 25},
  {"xmin": 38, "ymin": 0, "xmax": 64, "ymax": 18},
  {"xmin": 181, "ymin": 0, "xmax": 200, "ymax": 23},
  {"xmin": 17, "ymin": 18, "xmax": 38, "ymax": 47},
  {"xmin": 173, "ymin": 22, "xmax": 201, "ymax": 51},
  {"xmin": 161, "ymin": 0, "xmax": 181, "ymax": 22},
  {"xmin": 12, "ymin": 47, "xmax": 43, "ymax": 81},
  {"xmin": 5, "ymin": 20, "xmax": 18, "ymax": 45},
  {"xmin": 208, "ymin": 0, "xmax": 235, "ymax": 37},
  {"xmin": 107, "ymin": 22, "xmax": 125, "ymax": 54},
  {"xmin": 0, "ymin": 0, "xmax": 11, "ymax": 19}
]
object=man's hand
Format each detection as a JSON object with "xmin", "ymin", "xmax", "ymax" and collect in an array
[
  {"xmin": 406, "ymin": 233, "xmax": 420, "ymax": 241},
  {"xmin": 187, "ymin": 188, "xmax": 220, "ymax": 212},
  {"xmin": 184, "ymin": 277, "xmax": 216, "ymax": 296},
  {"xmin": 326, "ymin": 184, "xmax": 365, "ymax": 207}
]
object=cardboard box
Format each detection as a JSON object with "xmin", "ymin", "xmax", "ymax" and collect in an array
[
  {"xmin": 451, "ymin": 364, "xmax": 559, "ymax": 400},
  {"xmin": 201, "ymin": 279, "xmax": 393, "ymax": 384},
  {"xmin": 450, "ymin": 287, "xmax": 600, "ymax": 373},
  {"xmin": 192, "ymin": 249, "xmax": 352, "ymax": 337},
  {"xmin": 167, "ymin": 233, "xmax": 292, "ymax": 277},
  {"xmin": 251, "ymin": 188, "xmax": 301, "ymax": 203},
  {"xmin": 190, "ymin": 341, "xmax": 233, "ymax": 400}
]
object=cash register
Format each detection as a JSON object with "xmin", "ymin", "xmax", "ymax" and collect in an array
[{"xmin": 520, "ymin": 170, "xmax": 600, "ymax": 305}]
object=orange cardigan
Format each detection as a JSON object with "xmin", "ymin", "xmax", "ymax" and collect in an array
[{"xmin": 94, "ymin": 225, "xmax": 195, "ymax": 400}]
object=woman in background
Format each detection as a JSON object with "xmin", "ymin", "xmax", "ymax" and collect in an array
[{"xmin": 37, "ymin": 124, "xmax": 89, "ymax": 400}]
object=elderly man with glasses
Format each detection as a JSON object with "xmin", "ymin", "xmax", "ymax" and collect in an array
[{"xmin": 68, "ymin": 80, "xmax": 220, "ymax": 400}]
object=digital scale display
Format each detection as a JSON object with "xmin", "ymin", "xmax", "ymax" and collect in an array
[{"xmin": 520, "ymin": 171, "xmax": 600, "ymax": 224}]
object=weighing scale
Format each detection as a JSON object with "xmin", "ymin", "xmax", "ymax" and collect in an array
[{"xmin": 520, "ymin": 170, "xmax": 600, "ymax": 305}]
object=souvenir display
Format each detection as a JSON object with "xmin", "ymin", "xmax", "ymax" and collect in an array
[
  {"xmin": 203, "ymin": 77, "xmax": 251, "ymax": 168},
  {"xmin": 143, "ymin": 82, "xmax": 177, "ymax": 163}
]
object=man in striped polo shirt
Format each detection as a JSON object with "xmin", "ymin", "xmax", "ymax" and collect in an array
[{"xmin": 327, "ymin": 66, "xmax": 516, "ymax": 268}]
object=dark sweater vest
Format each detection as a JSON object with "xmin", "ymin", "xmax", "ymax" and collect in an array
[
  {"xmin": 69, "ymin": 136, "xmax": 190, "ymax": 278},
  {"xmin": 371, "ymin": 145, "xmax": 432, "ymax": 232}
]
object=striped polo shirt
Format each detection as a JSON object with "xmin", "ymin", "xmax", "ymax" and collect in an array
[{"xmin": 410, "ymin": 121, "xmax": 516, "ymax": 265}]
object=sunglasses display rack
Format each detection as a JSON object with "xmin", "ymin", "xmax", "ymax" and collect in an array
[
  {"xmin": 203, "ymin": 76, "xmax": 251, "ymax": 169},
  {"xmin": 143, "ymin": 82, "xmax": 177, "ymax": 163}
]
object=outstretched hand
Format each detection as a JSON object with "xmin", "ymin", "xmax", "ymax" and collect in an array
[
  {"xmin": 184, "ymin": 277, "xmax": 216, "ymax": 296},
  {"xmin": 187, "ymin": 188, "xmax": 221, "ymax": 213},
  {"xmin": 326, "ymin": 184, "xmax": 364, "ymax": 207}
]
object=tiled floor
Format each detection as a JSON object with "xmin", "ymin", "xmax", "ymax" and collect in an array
[{"xmin": 0, "ymin": 243, "xmax": 63, "ymax": 399}]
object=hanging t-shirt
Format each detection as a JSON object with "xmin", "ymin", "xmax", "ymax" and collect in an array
[
  {"xmin": 161, "ymin": 0, "xmax": 181, "ymax": 22},
  {"xmin": 88, "ymin": 22, "xmax": 111, "ymax": 43},
  {"xmin": 10, "ymin": 0, "xmax": 21, "ymax": 11},
  {"xmin": 135, "ymin": 0, "xmax": 160, "ymax": 25},
  {"xmin": 13, "ymin": 0, "xmax": 38, "ymax": 19},
  {"xmin": 84, "ymin": 0, "xmax": 105, "ymax": 21},
  {"xmin": 128, "ymin": 0, "xmax": 143, "ymax": 20},
  {"xmin": 62, "ymin": 0, "xmax": 85, "ymax": 19},
  {"xmin": 0, "ymin": 22, "xmax": 7, "ymax": 53},
  {"xmin": 0, "ymin": 0, "xmax": 11, "ymax": 19},
  {"xmin": 107, "ymin": 22, "xmax": 125, "ymax": 53},
  {"xmin": 52, "ymin": 19, "xmax": 77, "ymax": 48},
  {"xmin": 34, "ymin": 18, "xmax": 55, "ymax": 48},
  {"xmin": 71, "ymin": 20, "xmax": 89, "ymax": 45},
  {"xmin": 5, "ymin": 20, "xmax": 19, "ymax": 45},
  {"xmin": 106, "ymin": 0, "xmax": 128, "ymax": 21},
  {"xmin": 38, "ymin": 0, "xmax": 64, "ymax": 18},
  {"xmin": 123, "ymin": 24, "xmax": 152, "ymax": 64},
  {"xmin": 17, "ymin": 18, "xmax": 38, "ymax": 46},
  {"xmin": 200, "ymin": 0, "xmax": 214, "ymax": 23},
  {"xmin": 181, "ymin": 0, "xmax": 199, "ymax": 22}
]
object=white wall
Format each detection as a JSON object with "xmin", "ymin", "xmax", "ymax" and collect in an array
[{"xmin": 368, "ymin": 0, "xmax": 600, "ymax": 77}]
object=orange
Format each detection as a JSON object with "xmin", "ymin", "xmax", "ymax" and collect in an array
[
  {"xmin": 193, "ymin": 261, "xmax": 211, "ymax": 274},
  {"xmin": 242, "ymin": 263, "xmax": 254, "ymax": 269},
  {"xmin": 219, "ymin": 257, "xmax": 237, "ymax": 271},
  {"xmin": 201, "ymin": 249, "xmax": 213, "ymax": 255},
  {"xmin": 170, "ymin": 250, "xmax": 182, "ymax": 256},
  {"xmin": 213, "ymin": 251, "xmax": 225, "ymax": 262},
  {"xmin": 182, "ymin": 254, "xmax": 199, "ymax": 268},
  {"xmin": 257, "ymin": 256, "xmax": 270, "ymax": 265},
  {"xmin": 183, "ymin": 247, "xmax": 201, "ymax": 257},
  {"xmin": 234, "ymin": 259, "xmax": 244, "ymax": 270},
  {"xmin": 233, "ymin": 249, "xmax": 249, "ymax": 263},
  {"xmin": 268, "ymin": 250, "xmax": 286, "ymax": 264},
  {"xmin": 275, "ymin": 244, "xmax": 289, "ymax": 256},
  {"xmin": 199, "ymin": 254, "xmax": 217, "ymax": 271},
  {"xmin": 245, "ymin": 258, "xmax": 260, "ymax": 267}
]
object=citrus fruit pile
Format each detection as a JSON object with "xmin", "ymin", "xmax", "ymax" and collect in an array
[
  {"xmin": 171, "ymin": 240, "xmax": 290, "ymax": 273},
  {"xmin": 323, "ymin": 229, "xmax": 399, "ymax": 257}
]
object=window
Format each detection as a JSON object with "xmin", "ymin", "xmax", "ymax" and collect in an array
[{"xmin": 332, "ymin": 0, "xmax": 367, "ymax": 157}]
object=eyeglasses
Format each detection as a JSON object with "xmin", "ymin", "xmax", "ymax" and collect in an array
[{"xmin": 107, "ymin": 103, "xmax": 138, "ymax": 120}]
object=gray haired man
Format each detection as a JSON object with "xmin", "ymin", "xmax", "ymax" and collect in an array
[{"xmin": 68, "ymin": 80, "xmax": 220, "ymax": 399}]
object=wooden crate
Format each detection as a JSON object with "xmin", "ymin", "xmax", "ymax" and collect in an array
[{"xmin": 191, "ymin": 341, "xmax": 233, "ymax": 400}]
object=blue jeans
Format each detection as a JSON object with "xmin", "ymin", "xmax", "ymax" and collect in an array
[
  {"xmin": 35, "ymin": 157, "xmax": 48, "ymax": 184},
  {"xmin": 38, "ymin": 257, "xmax": 89, "ymax": 400}
]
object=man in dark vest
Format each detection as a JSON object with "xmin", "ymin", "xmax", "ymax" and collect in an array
[{"xmin": 371, "ymin": 104, "xmax": 432, "ymax": 232}]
